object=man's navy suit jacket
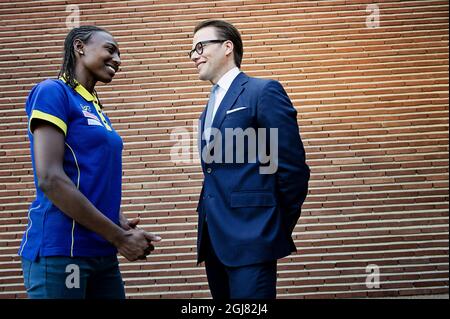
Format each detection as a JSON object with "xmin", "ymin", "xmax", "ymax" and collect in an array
[{"xmin": 197, "ymin": 72, "xmax": 310, "ymax": 267}]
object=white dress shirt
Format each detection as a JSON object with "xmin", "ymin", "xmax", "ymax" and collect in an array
[{"xmin": 211, "ymin": 67, "xmax": 241, "ymax": 120}]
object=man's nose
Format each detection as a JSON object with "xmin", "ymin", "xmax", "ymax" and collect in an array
[{"xmin": 191, "ymin": 50, "xmax": 200, "ymax": 61}]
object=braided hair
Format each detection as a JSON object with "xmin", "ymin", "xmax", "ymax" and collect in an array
[{"xmin": 59, "ymin": 26, "xmax": 110, "ymax": 106}]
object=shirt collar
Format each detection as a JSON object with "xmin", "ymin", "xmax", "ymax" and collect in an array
[
  {"xmin": 216, "ymin": 67, "xmax": 241, "ymax": 92},
  {"xmin": 59, "ymin": 76, "xmax": 98, "ymax": 103}
]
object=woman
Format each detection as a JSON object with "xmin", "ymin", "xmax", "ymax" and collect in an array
[{"xmin": 18, "ymin": 26, "xmax": 160, "ymax": 299}]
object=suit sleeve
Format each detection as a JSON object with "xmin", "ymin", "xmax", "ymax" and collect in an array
[{"xmin": 257, "ymin": 80, "xmax": 310, "ymax": 233}]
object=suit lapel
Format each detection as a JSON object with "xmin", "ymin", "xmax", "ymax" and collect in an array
[
  {"xmin": 207, "ymin": 72, "xmax": 248, "ymax": 151},
  {"xmin": 199, "ymin": 72, "xmax": 249, "ymax": 164},
  {"xmin": 212, "ymin": 72, "xmax": 248, "ymax": 131},
  {"xmin": 199, "ymin": 104, "xmax": 208, "ymax": 169}
]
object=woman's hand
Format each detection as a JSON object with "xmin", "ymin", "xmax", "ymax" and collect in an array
[
  {"xmin": 119, "ymin": 213, "xmax": 161, "ymax": 260},
  {"xmin": 120, "ymin": 214, "xmax": 140, "ymax": 230},
  {"xmin": 116, "ymin": 228, "xmax": 161, "ymax": 261}
]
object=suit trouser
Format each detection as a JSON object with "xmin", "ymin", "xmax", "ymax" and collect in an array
[{"xmin": 203, "ymin": 224, "xmax": 277, "ymax": 299}]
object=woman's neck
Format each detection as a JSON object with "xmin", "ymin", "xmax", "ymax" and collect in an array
[{"xmin": 74, "ymin": 65, "xmax": 96, "ymax": 93}]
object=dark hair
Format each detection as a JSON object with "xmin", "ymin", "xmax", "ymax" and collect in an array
[
  {"xmin": 194, "ymin": 20, "xmax": 243, "ymax": 68},
  {"xmin": 59, "ymin": 25, "xmax": 110, "ymax": 90}
]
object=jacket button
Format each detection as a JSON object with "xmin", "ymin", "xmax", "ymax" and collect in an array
[{"xmin": 206, "ymin": 168, "xmax": 212, "ymax": 174}]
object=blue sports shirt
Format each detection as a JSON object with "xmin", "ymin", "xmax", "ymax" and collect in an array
[{"xmin": 19, "ymin": 78, "xmax": 123, "ymax": 261}]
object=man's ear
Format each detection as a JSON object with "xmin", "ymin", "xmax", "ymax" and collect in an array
[
  {"xmin": 73, "ymin": 39, "xmax": 84, "ymax": 56},
  {"xmin": 224, "ymin": 40, "xmax": 234, "ymax": 57}
]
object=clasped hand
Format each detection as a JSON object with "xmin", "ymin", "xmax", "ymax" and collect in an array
[{"xmin": 118, "ymin": 217, "xmax": 161, "ymax": 261}]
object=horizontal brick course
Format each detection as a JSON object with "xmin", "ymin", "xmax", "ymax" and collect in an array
[{"xmin": 0, "ymin": 0, "xmax": 448, "ymax": 299}]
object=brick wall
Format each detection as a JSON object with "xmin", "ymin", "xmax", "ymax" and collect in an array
[{"xmin": 0, "ymin": 0, "xmax": 448, "ymax": 298}]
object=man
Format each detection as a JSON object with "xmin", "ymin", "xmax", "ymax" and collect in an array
[{"xmin": 190, "ymin": 20, "xmax": 310, "ymax": 299}]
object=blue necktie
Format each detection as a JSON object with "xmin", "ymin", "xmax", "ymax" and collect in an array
[{"xmin": 203, "ymin": 84, "xmax": 219, "ymax": 143}]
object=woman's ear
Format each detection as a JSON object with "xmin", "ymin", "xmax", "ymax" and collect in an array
[{"xmin": 73, "ymin": 39, "xmax": 84, "ymax": 56}]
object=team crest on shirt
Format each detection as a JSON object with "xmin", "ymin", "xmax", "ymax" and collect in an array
[
  {"xmin": 80, "ymin": 104, "xmax": 103, "ymax": 126},
  {"xmin": 80, "ymin": 104, "xmax": 91, "ymax": 112}
]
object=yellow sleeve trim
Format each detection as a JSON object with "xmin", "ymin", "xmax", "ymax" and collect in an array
[{"xmin": 30, "ymin": 110, "xmax": 67, "ymax": 136}]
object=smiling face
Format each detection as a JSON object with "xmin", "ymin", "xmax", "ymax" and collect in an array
[
  {"xmin": 75, "ymin": 31, "xmax": 121, "ymax": 84},
  {"xmin": 191, "ymin": 26, "xmax": 235, "ymax": 84}
]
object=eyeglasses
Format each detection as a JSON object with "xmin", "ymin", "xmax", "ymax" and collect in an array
[{"xmin": 188, "ymin": 40, "xmax": 226, "ymax": 59}]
